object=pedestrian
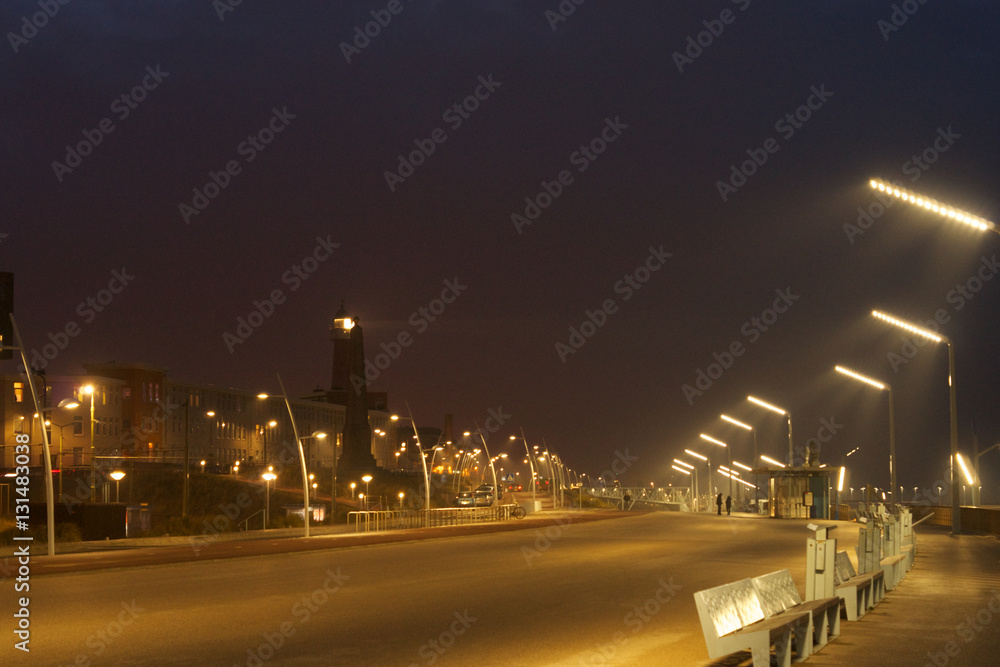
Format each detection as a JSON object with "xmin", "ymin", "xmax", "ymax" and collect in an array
[
  {"xmin": 623, "ymin": 492, "xmax": 631, "ymax": 509},
  {"xmin": 716, "ymin": 493, "xmax": 723, "ymax": 515},
  {"xmin": 725, "ymin": 495, "xmax": 732, "ymax": 515}
]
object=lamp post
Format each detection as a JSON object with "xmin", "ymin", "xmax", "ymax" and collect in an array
[
  {"xmin": 110, "ymin": 470, "xmax": 125, "ymax": 502},
  {"xmin": 80, "ymin": 384, "xmax": 96, "ymax": 502},
  {"xmin": 673, "ymin": 458, "xmax": 697, "ymax": 510},
  {"xmin": 300, "ymin": 430, "xmax": 327, "ymax": 517},
  {"xmin": 261, "ymin": 419, "xmax": 276, "ymax": 468},
  {"xmin": 868, "ymin": 178, "xmax": 997, "ymax": 236},
  {"xmin": 468, "ymin": 427, "xmax": 500, "ymax": 506},
  {"xmin": 262, "ymin": 468, "xmax": 276, "ymax": 528},
  {"xmin": 685, "ymin": 449, "xmax": 710, "ymax": 508},
  {"xmin": 700, "ymin": 433, "xmax": 730, "ymax": 500},
  {"xmin": 392, "ymin": 407, "xmax": 430, "ymax": 514},
  {"xmin": 748, "ymin": 395, "xmax": 794, "ymax": 466},
  {"xmin": 872, "ymin": 310, "xmax": 959, "ymax": 534},
  {"xmin": 45, "ymin": 396, "xmax": 79, "ymax": 501},
  {"xmin": 361, "ymin": 474, "xmax": 372, "ymax": 510},
  {"xmin": 721, "ymin": 414, "xmax": 758, "ymax": 502},
  {"xmin": 257, "ymin": 373, "xmax": 315, "ymax": 538},
  {"xmin": 835, "ymin": 365, "xmax": 896, "ymax": 509},
  {"xmin": 974, "ymin": 443, "xmax": 1000, "ymax": 507},
  {"xmin": 510, "ymin": 431, "xmax": 537, "ymax": 506},
  {"xmin": 350, "ymin": 482, "xmax": 356, "ymax": 499}
]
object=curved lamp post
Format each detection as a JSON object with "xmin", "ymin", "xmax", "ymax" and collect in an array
[
  {"xmin": 835, "ymin": 365, "xmax": 895, "ymax": 509},
  {"xmin": 871, "ymin": 309, "xmax": 959, "ymax": 534},
  {"xmin": 257, "ymin": 373, "xmax": 314, "ymax": 538},
  {"xmin": 509, "ymin": 431, "xmax": 537, "ymax": 505},
  {"xmin": 748, "ymin": 395, "xmax": 794, "ymax": 466}
]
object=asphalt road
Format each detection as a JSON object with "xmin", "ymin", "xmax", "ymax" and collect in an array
[
  {"xmin": 3, "ymin": 510, "xmax": 837, "ymax": 666},
  {"xmin": 6, "ymin": 510, "xmax": 996, "ymax": 666}
]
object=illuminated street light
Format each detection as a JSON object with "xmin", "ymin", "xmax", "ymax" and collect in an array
[
  {"xmin": 835, "ymin": 364, "xmax": 896, "ymax": 509},
  {"xmin": 257, "ymin": 375, "xmax": 316, "ymax": 538},
  {"xmin": 510, "ymin": 432, "xmax": 537, "ymax": 505},
  {"xmin": 868, "ymin": 178, "xmax": 996, "ymax": 235},
  {"xmin": 760, "ymin": 454, "xmax": 785, "ymax": 468},
  {"xmin": 362, "ymin": 474, "xmax": 373, "ymax": 510},
  {"xmin": 748, "ymin": 395, "xmax": 795, "ymax": 466},
  {"xmin": 956, "ymin": 453, "xmax": 974, "ymax": 486},
  {"xmin": 392, "ymin": 408, "xmax": 431, "ymax": 515},
  {"xmin": 872, "ymin": 309, "xmax": 959, "ymax": 534},
  {"xmin": 700, "ymin": 434, "xmax": 731, "ymax": 500},
  {"xmin": 110, "ymin": 470, "xmax": 125, "ymax": 502},
  {"xmin": 262, "ymin": 468, "xmax": 277, "ymax": 528}
]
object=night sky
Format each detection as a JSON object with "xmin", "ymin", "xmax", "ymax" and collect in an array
[{"xmin": 3, "ymin": 1, "xmax": 998, "ymax": 500}]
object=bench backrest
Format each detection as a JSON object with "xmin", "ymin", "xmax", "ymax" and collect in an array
[
  {"xmin": 752, "ymin": 569, "xmax": 802, "ymax": 616},
  {"xmin": 834, "ymin": 550, "xmax": 856, "ymax": 585},
  {"xmin": 694, "ymin": 579, "xmax": 765, "ymax": 639}
]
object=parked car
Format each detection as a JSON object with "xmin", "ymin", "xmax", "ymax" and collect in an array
[
  {"xmin": 455, "ymin": 491, "xmax": 476, "ymax": 507},
  {"xmin": 473, "ymin": 492, "xmax": 494, "ymax": 507}
]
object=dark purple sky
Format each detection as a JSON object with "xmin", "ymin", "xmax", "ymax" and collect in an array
[{"xmin": 3, "ymin": 1, "xmax": 999, "ymax": 498}]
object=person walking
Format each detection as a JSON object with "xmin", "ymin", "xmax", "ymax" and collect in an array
[
  {"xmin": 716, "ymin": 493, "xmax": 723, "ymax": 515},
  {"xmin": 725, "ymin": 495, "xmax": 732, "ymax": 515}
]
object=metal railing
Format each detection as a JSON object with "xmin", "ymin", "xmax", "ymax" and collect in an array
[
  {"xmin": 238, "ymin": 509, "xmax": 266, "ymax": 532},
  {"xmin": 349, "ymin": 505, "xmax": 519, "ymax": 532}
]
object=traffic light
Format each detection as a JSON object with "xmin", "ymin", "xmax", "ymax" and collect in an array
[{"xmin": 0, "ymin": 272, "xmax": 12, "ymax": 360}]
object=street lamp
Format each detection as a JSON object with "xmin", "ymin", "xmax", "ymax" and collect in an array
[
  {"xmin": 747, "ymin": 395, "xmax": 795, "ymax": 466},
  {"xmin": 361, "ymin": 474, "xmax": 372, "ymax": 510},
  {"xmin": 760, "ymin": 454, "xmax": 786, "ymax": 468},
  {"xmin": 467, "ymin": 428, "xmax": 501, "ymax": 506},
  {"xmin": 871, "ymin": 309, "xmax": 959, "ymax": 534},
  {"xmin": 257, "ymin": 373, "xmax": 316, "ymax": 538},
  {"xmin": 671, "ymin": 462, "xmax": 695, "ymax": 510},
  {"xmin": 835, "ymin": 364, "xmax": 896, "ymax": 509},
  {"xmin": 110, "ymin": 470, "xmax": 125, "ymax": 502},
  {"xmin": 350, "ymin": 482, "xmax": 356, "ymax": 499},
  {"xmin": 700, "ymin": 433, "xmax": 731, "ymax": 500},
  {"xmin": 868, "ymin": 178, "xmax": 997, "ymax": 235},
  {"xmin": 720, "ymin": 413, "xmax": 758, "ymax": 501},
  {"xmin": 392, "ymin": 407, "xmax": 430, "ymax": 515},
  {"xmin": 510, "ymin": 431, "xmax": 537, "ymax": 505},
  {"xmin": 262, "ymin": 468, "xmax": 276, "ymax": 528},
  {"xmin": 80, "ymin": 384, "xmax": 96, "ymax": 502}
]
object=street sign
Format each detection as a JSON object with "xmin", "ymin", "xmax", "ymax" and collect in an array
[{"xmin": 504, "ymin": 473, "xmax": 514, "ymax": 482}]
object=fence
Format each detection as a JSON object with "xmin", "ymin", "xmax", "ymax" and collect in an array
[
  {"xmin": 349, "ymin": 504, "xmax": 519, "ymax": 533},
  {"xmin": 906, "ymin": 505, "xmax": 1000, "ymax": 537}
]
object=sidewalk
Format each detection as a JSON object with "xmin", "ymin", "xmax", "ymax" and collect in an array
[{"xmin": 776, "ymin": 525, "xmax": 1000, "ymax": 667}]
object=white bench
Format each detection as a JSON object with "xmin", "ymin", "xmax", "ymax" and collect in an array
[
  {"xmin": 694, "ymin": 577, "xmax": 811, "ymax": 667},
  {"xmin": 753, "ymin": 569, "xmax": 841, "ymax": 655},
  {"xmin": 834, "ymin": 551, "xmax": 883, "ymax": 620}
]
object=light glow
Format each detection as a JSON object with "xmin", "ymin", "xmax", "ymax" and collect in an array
[
  {"xmin": 956, "ymin": 453, "xmax": 975, "ymax": 486},
  {"xmin": 684, "ymin": 449, "xmax": 707, "ymax": 461},
  {"xmin": 835, "ymin": 365, "xmax": 886, "ymax": 391},
  {"xmin": 671, "ymin": 465, "xmax": 691, "ymax": 475},
  {"xmin": 760, "ymin": 454, "xmax": 785, "ymax": 468},
  {"xmin": 721, "ymin": 414, "xmax": 752, "ymax": 430},
  {"xmin": 673, "ymin": 459, "xmax": 694, "ymax": 470},
  {"xmin": 699, "ymin": 433, "xmax": 728, "ymax": 447},
  {"xmin": 747, "ymin": 395, "xmax": 786, "ymax": 415},
  {"xmin": 838, "ymin": 466, "xmax": 846, "ymax": 492},
  {"xmin": 871, "ymin": 310, "xmax": 943, "ymax": 343},
  {"xmin": 869, "ymin": 178, "xmax": 994, "ymax": 232},
  {"xmin": 732, "ymin": 461, "xmax": 752, "ymax": 472}
]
